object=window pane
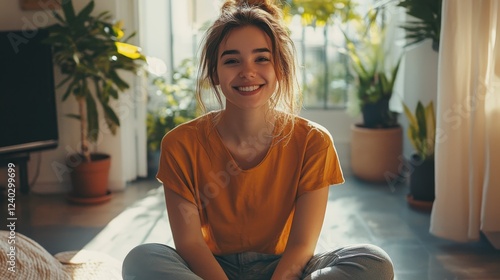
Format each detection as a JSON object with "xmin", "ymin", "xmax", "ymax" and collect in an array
[{"xmin": 290, "ymin": 21, "xmax": 349, "ymax": 109}]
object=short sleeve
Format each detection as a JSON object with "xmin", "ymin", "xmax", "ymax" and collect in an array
[
  {"xmin": 297, "ymin": 126, "xmax": 344, "ymax": 197},
  {"xmin": 156, "ymin": 129, "xmax": 197, "ymax": 205}
]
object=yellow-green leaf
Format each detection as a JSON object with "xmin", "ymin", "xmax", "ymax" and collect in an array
[
  {"xmin": 116, "ymin": 42, "xmax": 142, "ymax": 59},
  {"xmin": 403, "ymin": 103, "xmax": 418, "ymax": 130}
]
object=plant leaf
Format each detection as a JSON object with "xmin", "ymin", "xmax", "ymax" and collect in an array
[
  {"xmin": 61, "ymin": 0, "xmax": 77, "ymax": 24},
  {"xmin": 403, "ymin": 102, "xmax": 418, "ymax": 130},
  {"xmin": 76, "ymin": 0, "xmax": 95, "ymax": 21},
  {"xmin": 425, "ymin": 101, "xmax": 436, "ymax": 156},
  {"xmin": 415, "ymin": 101, "xmax": 427, "ymax": 145},
  {"xmin": 101, "ymin": 102, "xmax": 120, "ymax": 135}
]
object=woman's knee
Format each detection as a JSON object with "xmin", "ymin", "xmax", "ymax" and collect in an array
[
  {"xmin": 340, "ymin": 243, "xmax": 394, "ymax": 279},
  {"xmin": 305, "ymin": 244, "xmax": 394, "ymax": 280},
  {"xmin": 361, "ymin": 244, "xmax": 393, "ymax": 271},
  {"xmin": 124, "ymin": 243, "xmax": 162, "ymax": 267},
  {"xmin": 122, "ymin": 243, "xmax": 184, "ymax": 278}
]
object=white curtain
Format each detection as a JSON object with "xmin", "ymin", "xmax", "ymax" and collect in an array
[{"xmin": 430, "ymin": 0, "xmax": 500, "ymax": 249}]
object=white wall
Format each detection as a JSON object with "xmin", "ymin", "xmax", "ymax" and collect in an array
[
  {"xmin": 400, "ymin": 40, "xmax": 439, "ymax": 158},
  {"xmin": 139, "ymin": 0, "xmax": 170, "ymax": 71},
  {"xmin": 0, "ymin": 0, "xmax": 145, "ymax": 194}
]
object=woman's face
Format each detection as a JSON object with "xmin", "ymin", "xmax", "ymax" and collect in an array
[{"xmin": 215, "ymin": 25, "xmax": 277, "ymax": 111}]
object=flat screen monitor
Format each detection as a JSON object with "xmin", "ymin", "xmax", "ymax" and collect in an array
[{"xmin": 0, "ymin": 29, "xmax": 59, "ymax": 156}]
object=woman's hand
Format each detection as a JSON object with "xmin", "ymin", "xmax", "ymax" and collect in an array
[
  {"xmin": 271, "ymin": 187, "xmax": 329, "ymax": 280},
  {"xmin": 164, "ymin": 188, "xmax": 229, "ymax": 280}
]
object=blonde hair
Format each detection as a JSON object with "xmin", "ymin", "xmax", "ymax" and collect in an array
[{"xmin": 197, "ymin": 0, "xmax": 301, "ymax": 142}]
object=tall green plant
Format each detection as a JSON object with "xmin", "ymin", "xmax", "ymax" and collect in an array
[
  {"xmin": 403, "ymin": 101, "xmax": 436, "ymax": 160},
  {"xmin": 44, "ymin": 0, "xmax": 145, "ymax": 162},
  {"xmin": 343, "ymin": 9, "xmax": 402, "ymax": 128}
]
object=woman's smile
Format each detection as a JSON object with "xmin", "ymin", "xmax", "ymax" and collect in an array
[{"xmin": 234, "ymin": 84, "xmax": 264, "ymax": 96}]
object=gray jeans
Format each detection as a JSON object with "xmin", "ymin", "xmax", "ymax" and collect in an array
[{"xmin": 122, "ymin": 243, "xmax": 394, "ymax": 280}]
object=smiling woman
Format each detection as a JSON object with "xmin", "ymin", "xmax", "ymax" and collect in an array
[{"xmin": 122, "ymin": 1, "xmax": 394, "ymax": 279}]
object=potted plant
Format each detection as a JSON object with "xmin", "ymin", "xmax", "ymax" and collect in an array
[
  {"xmin": 343, "ymin": 8, "xmax": 404, "ymax": 183},
  {"xmin": 43, "ymin": 0, "xmax": 145, "ymax": 203},
  {"xmin": 396, "ymin": 0, "xmax": 442, "ymax": 52},
  {"xmin": 403, "ymin": 101, "xmax": 436, "ymax": 211},
  {"xmin": 146, "ymin": 58, "xmax": 198, "ymax": 177}
]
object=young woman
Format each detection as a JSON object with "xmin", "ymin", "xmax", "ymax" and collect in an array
[{"xmin": 123, "ymin": 0, "xmax": 394, "ymax": 279}]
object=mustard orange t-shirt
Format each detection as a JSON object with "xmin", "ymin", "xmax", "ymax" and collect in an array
[{"xmin": 157, "ymin": 112, "xmax": 344, "ymax": 255}]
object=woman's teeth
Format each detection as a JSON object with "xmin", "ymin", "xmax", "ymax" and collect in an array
[{"xmin": 237, "ymin": 85, "xmax": 260, "ymax": 92}]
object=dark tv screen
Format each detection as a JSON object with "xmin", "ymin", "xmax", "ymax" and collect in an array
[{"xmin": 0, "ymin": 29, "xmax": 58, "ymax": 156}]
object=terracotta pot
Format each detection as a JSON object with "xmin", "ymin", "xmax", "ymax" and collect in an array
[
  {"xmin": 350, "ymin": 124, "xmax": 403, "ymax": 183},
  {"xmin": 68, "ymin": 153, "xmax": 111, "ymax": 198}
]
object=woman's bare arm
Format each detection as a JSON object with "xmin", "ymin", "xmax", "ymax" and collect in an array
[
  {"xmin": 164, "ymin": 188, "xmax": 229, "ymax": 280},
  {"xmin": 271, "ymin": 187, "xmax": 329, "ymax": 280}
]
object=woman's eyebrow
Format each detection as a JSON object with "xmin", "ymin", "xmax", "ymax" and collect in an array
[
  {"xmin": 220, "ymin": 48, "xmax": 271, "ymax": 58},
  {"xmin": 220, "ymin": 49, "xmax": 239, "ymax": 57},
  {"xmin": 253, "ymin": 48, "xmax": 271, "ymax": 54}
]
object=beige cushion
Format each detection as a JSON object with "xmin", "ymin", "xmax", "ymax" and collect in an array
[
  {"xmin": 0, "ymin": 230, "xmax": 69, "ymax": 280},
  {"xmin": 0, "ymin": 230, "xmax": 121, "ymax": 280},
  {"xmin": 55, "ymin": 250, "xmax": 121, "ymax": 279}
]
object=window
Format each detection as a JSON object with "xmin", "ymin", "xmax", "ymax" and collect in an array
[
  {"xmin": 142, "ymin": 0, "xmax": 377, "ymax": 111},
  {"xmin": 286, "ymin": 0, "xmax": 376, "ymax": 110},
  {"xmin": 291, "ymin": 22, "xmax": 352, "ymax": 109}
]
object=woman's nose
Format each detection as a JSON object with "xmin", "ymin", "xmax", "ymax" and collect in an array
[{"xmin": 239, "ymin": 62, "xmax": 256, "ymax": 79}]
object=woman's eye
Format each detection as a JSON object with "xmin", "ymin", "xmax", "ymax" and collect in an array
[
  {"xmin": 256, "ymin": 56, "xmax": 270, "ymax": 62},
  {"xmin": 223, "ymin": 59, "xmax": 238, "ymax": 65}
]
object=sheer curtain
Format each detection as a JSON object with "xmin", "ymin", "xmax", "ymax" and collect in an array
[{"xmin": 430, "ymin": 0, "xmax": 500, "ymax": 249}]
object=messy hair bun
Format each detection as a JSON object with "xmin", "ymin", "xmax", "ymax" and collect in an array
[{"xmin": 220, "ymin": 0, "xmax": 283, "ymax": 20}]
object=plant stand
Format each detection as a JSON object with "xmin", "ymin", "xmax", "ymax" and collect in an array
[{"xmin": 350, "ymin": 124, "xmax": 403, "ymax": 183}]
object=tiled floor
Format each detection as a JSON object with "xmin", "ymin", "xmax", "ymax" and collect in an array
[{"xmin": 2, "ymin": 174, "xmax": 500, "ymax": 279}]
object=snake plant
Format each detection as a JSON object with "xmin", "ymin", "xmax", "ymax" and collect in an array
[
  {"xmin": 343, "ymin": 8, "xmax": 402, "ymax": 128},
  {"xmin": 403, "ymin": 101, "xmax": 436, "ymax": 160}
]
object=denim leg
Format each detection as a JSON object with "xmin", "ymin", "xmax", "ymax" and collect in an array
[
  {"xmin": 215, "ymin": 252, "xmax": 281, "ymax": 280},
  {"xmin": 122, "ymin": 243, "xmax": 202, "ymax": 280},
  {"xmin": 214, "ymin": 254, "xmax": 241, "ymax": 280},
  {"xmin": 302, "ymin": 244, "xmax": 394, "ymax": 280}
]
